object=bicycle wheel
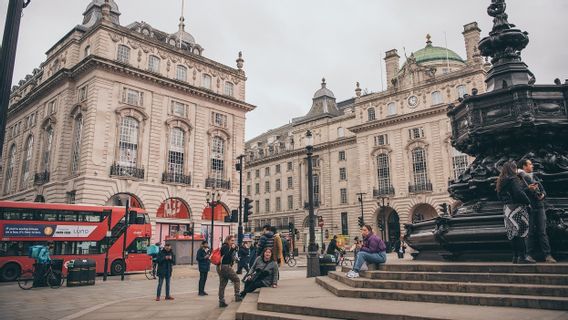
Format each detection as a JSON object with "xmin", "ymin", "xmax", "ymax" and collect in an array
[
  {"xmin": 48, "ymin": 270, "xmax": 63, "ymax": 289},
  {"xmin": 144, "ymin": 268, "xmax": 155, "ymax": 280},
  {"xmin": 17, "ymin": 270, "xmax": 34, "ymax": 290},
  {"xmin": 287, "ymin": 257, "xmax": 297, "ymax": 267}
]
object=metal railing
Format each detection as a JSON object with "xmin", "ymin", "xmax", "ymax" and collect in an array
[
  {"xmin": 110, "ymin": 163, "xmax": 145, "ymax": 179},
  {"xmin": 408, "ymin": 182, "xmax": 433, "ymax": 193},
  {"xmin": 373, "ymin": 186, "xmax": 395, "ymax": 197},
  {"xmin": 34, "ymin": 171, "xmax": 50, "ymax": 185},
  {"xmin": 205, "ymin": 177, "xmax": 231, "ymax": 189},
  {"xmin": 162, "ymin": 172, "xmax": 191, "ymax": 185}
]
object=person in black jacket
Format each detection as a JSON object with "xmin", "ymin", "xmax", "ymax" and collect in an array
[
  {"xmin": 237, "ymin": 241, "xmax": 251, "ymax": 275},
  {"xmin": 496, "ymin": 161, "xmax": 534, "ymax": 264},
  {"xmin": 217, "ymin": 235, "xmax": 241, "ymax": 308},
  {"xmin": 155, "ymin": 243, "xmax": 176, "ymax": 301},
  {"xmin": 257, "ymin": 224, "xmax": 274, "ymax": 254},
  {"xmin": 196, "ymin": 241, "xmax": 210, "ymax": 296}
]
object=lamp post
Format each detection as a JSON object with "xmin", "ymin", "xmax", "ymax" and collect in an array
[
  {"xmin": 236, "ymin": 155, "xmax": 245, "ymax": 246},
  {"xmin": 378, "ymin": 197, "xmax": 390, "ymax": 241},
  {"xmin": 305, "ymin": 130, "xmax": 320, "ymax": 277},
  {"xmin": 206, "ymin": 190, "xmax": 221, "ymax": 248}
]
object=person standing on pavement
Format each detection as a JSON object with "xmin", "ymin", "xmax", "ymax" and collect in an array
[
  {"xmin": 155, "ymin": 243, "xmax": 175, "ymax": 301},
  {"xmin": 237, "ymin": 240, "xmax": 251, "ymax": 274},
  {"xmin": 248, "ymin": 241, "xmax": 258, "ymax": 269},
  {"xmin": 196, "ymin": 241, "xmax": 210, "ymax": 296},
  {"xmin": 519, "ymin": 159, "xmax": 557, "ymax": 263},
  {"xmin": 271, "ymin": 226, "xmax": 284, "ymax": 266},
  {"xmin": 257, "ymin": 224, "xmax": 275, "ymax": 254},
  {"xmin": 346, "ymin": 225, "xmax": 387, "ymax": 279},
  {"xmin": 217, "ymin": 235, "xmax": 242, "ymax": 308}
]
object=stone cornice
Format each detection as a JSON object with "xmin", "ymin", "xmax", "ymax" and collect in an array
[
  {"xmin": 246, "ymin": 136, "xmax": 357, "ymax": 169},
  {"xmin": 348, "ymin": 105, "xmax": 447, "ymax": 133},
  {"xmin": 8, "ymin": 56, "xmax": 256, "ymax": 118}
]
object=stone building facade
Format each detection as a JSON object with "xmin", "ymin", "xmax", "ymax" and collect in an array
[
  {"xmin": 244, "ymin": 23, "xmax": 487, "ymax": 251},
  {"xmin": 1, "ymin": 0, "xmax": 255, "ymax": 245}
]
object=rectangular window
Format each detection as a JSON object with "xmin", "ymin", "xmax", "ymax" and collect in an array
[
  {"xmin": 265, "ymin": 181, "xmax": 270, "ymax": 193},
  {"xmin": 339, "ymin": 168, "xmax": 347, "ymax": 180},
  {"xmin": 247, "ymin": 172, "xmax": 251, "ymax": 180},
  {"xmin": 176, "ymin": 65, "xmax": 187, "ymax": 82},
  {"xmin": 255, "ymin": 183, "xmax": 260, "ymax": 194},
  {"xmin": 246, "ymin": 185, "xmax": 251, "ymax": 196},
  {"xmin": 452, "ymin": 150, "xmax": 469, "ymax": 180},
  {"xmin": 287, "ymin": 162, "xmax": 293, "ymax": 171},
  {"xmin": 255, "ymin": 170, "xmax": 260, "ymax": 178},
  {"xmin": 211, "ymin": 112, "xmax": 227, "ymax": 128},
  {"xmin": 122, "ymin": 88, "xmax": 143, "ymax": 107},
  {"xmin": 287, "ymin": 176, "xmax": 293, "ymax": 189},
  {"xmin": 387, "ymin": 102, "xmax": 397, "ymax": 116},
  {"xmin": 66, "ymin": 191, "xmax": 76, "ymax": 204},
  {"xmin": 432, "ymin": 91, "xmax": 443, "ymax": 105},
  {"xmin": 202, "ymin": 74, "xmax": 212, "ymax": 89},
  {"xmin": 340, "ymin": 188, "xmax": 347, "ymax": 204},
  {"xmin": 338, "ymin": 151, "xmax": 346, "ymax": 161},
  {"xmin": 313, "ymin": 175, "xmax": 320, "ymax": 204},
  {"xmin": 275, "ymin": 164, "xmax": 281, "ymax": 173},
  {"xmin": 275, "ymin": 179, "xmax": 281, "ymax": 191},
  {"xmin": 287, "ymin": 195, "xmax": 293, "ymax": 210},
  {"xmin": 341, "ymin": 212, "xmax": 348, "ymax": 235},
  {"xmin": 255, "ymin": 200, "xmax": 260, "ymax": 214},
  {"xmin": 47, "ymin": 99, "xmax": 57, "ymax": 115},
  {"xmin": 171, "ymin": 101, "xmax": 187, "ymax": 118},
  {"xmin": 374, "ymin": 134, "xmax": 389, "ymax": 146},
  {"xmin": 409, "ymin": 127, "xmax": 425, "ymax": 140},
  {"xmin": 224, "ymin": 82, "xmax": 234, "ymax": 96},
  {"xmin": 78, "ymin": 85, "xmax": 88, "ymax": 102},
  {"xmin": 265, "ymin": 199, "xmax": 270, "ymax": 213},
  {"xmin": 276, "ymin": 197, "xmax": 281, "ymax": 212},
  {"xmin": 148, "ymin": 55, "xmax": 160, "ymax": 73},
  {"xmin": 265, "ymin": 167, "xmax": 270, "ymax": 176},
  {"xmin": 117, "ymin": 45, "xmax": 130, "ymax": 63}
]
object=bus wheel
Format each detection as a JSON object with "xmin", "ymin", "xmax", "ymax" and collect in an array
[
  {"xmin": 1, "ymin": 263, "xmax": 21, "ymax": 282},
  {"xmin": 110, "ymin": 259, "xmax": 125, "ymax": 276}
]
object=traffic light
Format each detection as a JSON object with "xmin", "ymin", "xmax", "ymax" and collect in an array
[
  {"xmin": 439, "ymin": 203, "xmax": 449, "ymax": 216},
  {"xmin": 288, "ymin": 222, "xmax": 294, "ymax": 233},
  {"xmin": 243, "ymin": 198, "xmax": 253, "ymax": 223},
  {"xmin": 225, "ymin": 210, "xmax": 238, "ymax": 223},
  {"xmin": 357, "ymin": 216, "xmax": 364, "ymax": 227}
]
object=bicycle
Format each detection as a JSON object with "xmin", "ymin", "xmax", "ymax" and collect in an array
[
  {"xmin": 284, "ymin": 254, "xmax": 296, "ymax": 267},
  {"xmin": 18, "ymin": 262, "xmax": 64, "ymax": 290},
  {"xmin": 337, "ymin": 251, "xmax": 352, "ymax": 267},
  {"xmin": 144, "ymin": 261, "xmax": 157, "ymax": 280}
]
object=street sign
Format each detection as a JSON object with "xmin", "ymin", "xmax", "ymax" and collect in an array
[{"xmin": 318, "ymin": 216, "xmax": 324, "ymax": 228}]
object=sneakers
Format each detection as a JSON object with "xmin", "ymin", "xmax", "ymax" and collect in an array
[
  {"xmin": 219, "ymin": 301, "xmax": 228, "ymax": 308},
  {"xmin": 234, "ymin": 294, "xmax": 243, "ymax": 302},
  {"xmin": 545, "ymin": 255, "xmax": 557, "ymax": 263},
  {"xmin": 346, "ymin": 270, "xmax": 360, "ymax": 278},
  {"xmin": 165, "ymin": 296, "xmax": 175, "ymax": 300},
  {"xmin": 524, "ymin": 256, "xmax": 537, "ymax": 263}
]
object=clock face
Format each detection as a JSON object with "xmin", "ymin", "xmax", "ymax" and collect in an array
[{"xmin": 408, "ymin": 95, "xmax": 418, "ymax": 108}]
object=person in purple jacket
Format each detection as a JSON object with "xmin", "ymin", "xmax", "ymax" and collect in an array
[{"xmin": 346, "ymin": 225, "xmax": 387, "ymax": 278}]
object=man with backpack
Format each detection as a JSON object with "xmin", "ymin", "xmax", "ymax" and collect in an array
[{"xmin": 257, "ymin": 224, "xmax": 274, "ymax": 255}]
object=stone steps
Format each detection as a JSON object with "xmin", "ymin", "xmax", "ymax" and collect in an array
[
  {"xmin": 328, "ymin": 271, "xmax": 568, "ymax": 297},
  {"xmin": 317, "ymin": 276, "xmax": 568, "ymax": 310},
  {"xmin": 235, "ymin": 278, "xmax": 568, "ymax": 320},
  {"xmin": 351, "ymin": 263, "xmax": 568, "ymax": 274}
]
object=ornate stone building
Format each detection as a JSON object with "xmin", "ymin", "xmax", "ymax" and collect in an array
[
  {"xmin": 1, "ymin": 0, "xmax": 255, "ymax": 245},
  {"xmin": 244, "ymin": 23, "xmax": 487, "ymax": 251}
]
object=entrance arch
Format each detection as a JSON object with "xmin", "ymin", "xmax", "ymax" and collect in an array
[
  {"xmin": 375, "ymin": 206, "xmax": 400, "ymax": 251},
  {"xmin": 411, "ymin": 203, "xmax": 438, "ymax": 223},
  {"xmin": 387, "ymin": 211, "xmax": 401, "ymax": 246},
  {"xmin": 201, "ymin": 202, "xmax": 229, "ymax": 221},
  {"xmin": 106, "ymin": 192, "xmax": 144, "ymax": 208},
  {"xmin": 156, "ymin": 197, "xmax": 193, "ymax": 244}
]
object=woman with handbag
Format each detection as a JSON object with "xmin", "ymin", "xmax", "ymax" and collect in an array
[
  {"xmin": 239, "ymin": 247, "xmax": 279, "ymax": 298},
  {"xmin": 496, "ymin": 161, "xmax": 534, "ymax": 264}
]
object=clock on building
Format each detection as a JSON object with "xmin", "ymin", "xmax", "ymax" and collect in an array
[{"xmin": 407, "ymin": 95, "xmax": 418, "ymax": 108}]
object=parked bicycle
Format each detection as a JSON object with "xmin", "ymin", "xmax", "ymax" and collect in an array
[
  {"xmin": 284, "ymin": 253, "xmax": 296, "ymax": 267},
  {"xmin": 337, "ymin": 250, "xmax": 352, "ymax": 267},
  {"xmin": 18, "ymin": 262, "xmax": 64, "ymax": 290},
  {"xmin": 144, "ymin": 259, "xmax": 158, "ymax": 280}
]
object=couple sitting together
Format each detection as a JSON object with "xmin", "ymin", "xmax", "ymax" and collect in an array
[{"xmin": 346, "ymin": 224, "xmax": 387, "ymax": 278}]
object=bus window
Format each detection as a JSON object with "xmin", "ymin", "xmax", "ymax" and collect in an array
[
  {"xmin": 134, "ymin": 214, "xmax": 146, "ymax": 225},
  {"xmin": 0, "ymin": 209, "xmax": 21, "ymax": 220},
  {"xmin": 127, "ymin": 238, "xmax": 149, "ymax": 253}
]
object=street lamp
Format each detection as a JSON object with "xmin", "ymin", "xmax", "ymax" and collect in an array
[
  {"xmin": 206, "ymin": 190, "xmax": 221, "ymax": 248},
  {"xmin": 236, "ymin": 155, "xmax": 245, "ymax": 246},
  {"xmin": 378, "ymin": 197, "xmax": 390, "ymax": 242},
  {"xmin": 305, "ymin": 130, "xmax": 320, "ymax": 277}
]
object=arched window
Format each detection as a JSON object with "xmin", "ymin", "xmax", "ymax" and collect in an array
[
  {"xmin": 168, "ymin": 127, "xmax": 185, "ymax": 179},
  {"xmin": 70, "ymin": 115, "xmax": 83, "ymax": 174},
  {"xmin": 411, "ymin": 147, "xmax": 430, "ymax": 191},
  {"xmin": 84, "ymin": 45, "xmax": 91, "ymax": 57},
  {"xmin": 431, "ymin": 91, "xmax": 443, "ymax": 105},
  {"xmin": 21, "ymin": 136, "xmax": 34, "ymax": 189},
  {"xmin": 368, "ymin": 107, "xmax": 376, "ymax": 121},
  {"xmin": 457, "ymin": 85, "xmax": 467, "ymax": 99},
  {"xmin": 202, "ymin": 74, "xmax": 212, "ymax": 90},
  {"xmin": 117, "ymin": 45, "xmax": 130, "ymax": 63},
  {"xmin": 210, "ymin": 136, "xmax": 225, "ymax": 179},
  {"xmin": 148, "ymin": 55, "xmax": 160, "ymax": 73},
  {"xmin": 224, "ymin": 82, "xmax": 234, "ymax": 96},
  {"xmin": 3, "ymin": 145, "xmax": 16, "ymax": 193},
  {"xmin": 387, "ymin": 102, "xmax": 397, "ymax": 116},
  {"xmin": 176, "ymin": 65, "xmax": 187, "ymax": 82},
  {"xmin": 42, "ymin": 126, "xmax": 54, "ymax": 172},
  {"xmin": 118, "ymin": 116, "xmax": 139, "ymax": 167},
  {"xmin": 376, "ymin": 153, "xmax": 392, "ymax": 195}
]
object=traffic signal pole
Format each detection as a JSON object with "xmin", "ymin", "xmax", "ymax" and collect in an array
[
  {"xmin": 237, "ymin": 155, "xmax": 245, "ymax": 246},
  {"xmin": 356, "ymin": 193, "xmax": 366, "ymax": 227}
]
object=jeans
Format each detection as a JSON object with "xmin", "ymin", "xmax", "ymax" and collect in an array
[
  {"xmin": 237, "ymin": 263, "xmax": 250, "ymax": 274},
  {"xmin": 526, "ymin": 206, "xmax": 551, "ymax": 256},
  {"xmin": 353, "ymin": 251, "xmax": 387, "ymax": 272},
  {"xmin": 241, "ymin": 278, "xmax": 267, "ymax": 297},
  {"xmin": 198, "ymin": 271, "xmax": 208, "ymax": 293},
  {"xmin": 157, "ymin": 275, "xmax": 171, "ymax": 297},
  {"xmin": 217, "ymin": 265, "xmax": 240, "ymax": 302}
]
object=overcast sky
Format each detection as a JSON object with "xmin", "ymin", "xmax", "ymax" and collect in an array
[{"xmin": 6, "ymin": 0, "xmax": 568, "ymax": 140}]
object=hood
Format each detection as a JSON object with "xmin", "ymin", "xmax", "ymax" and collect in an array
[{"xmin": 264, "ymin": 231, "xmax": 274, "ymax": 238}]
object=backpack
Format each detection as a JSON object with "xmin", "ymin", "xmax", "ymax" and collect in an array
[
  {"xmin": 210, "ymin": 248, "xmax": 222, "ymax": 265},
  {"xmin": 146, "ymin": 245, "xmax": 159, "ymax": 255},
  {"xmin": 28, "ymin": 245, "xmax": 46, "ymax": 259}
]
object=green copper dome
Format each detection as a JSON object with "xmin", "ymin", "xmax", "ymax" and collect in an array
[{"xmin": 412, "ymin": 36, "xmax": 464, "ymax": 64}]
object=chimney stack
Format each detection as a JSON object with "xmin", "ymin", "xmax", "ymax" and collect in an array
[
  {"xmin": 384, "ymin": 49, "xmax": 400, "ymax": 90},
  {"xmin": 463, "ymin": 22, "xmax": 481, "ymax": 65}
]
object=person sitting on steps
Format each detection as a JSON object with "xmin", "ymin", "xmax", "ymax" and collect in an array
[
  {"xmin": 239, "ymin": 247, "xmax": 279, "ymax": 298},
  {"xmin": 346, "ymin": 225, "xmax": 387, "ymax": 278}
]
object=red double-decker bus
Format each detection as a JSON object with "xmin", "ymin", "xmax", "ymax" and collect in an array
[{"xmin": 0, "ymin": 201, "xmax": 152, "ymax": 281}]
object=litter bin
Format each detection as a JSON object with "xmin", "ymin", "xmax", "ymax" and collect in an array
[
  {"xmin": 319, "ymin": 254, "xmax": 337, "ymax": 276},
  {"xmin": 67, "ymin": 259, "xmax": 96, "ymax": 287}
]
